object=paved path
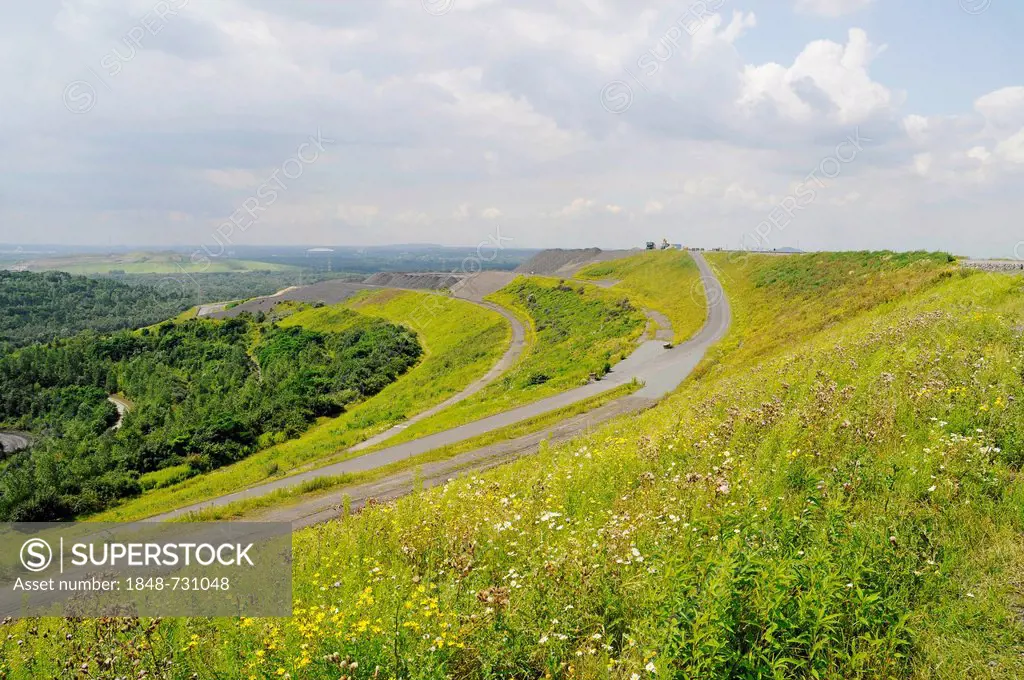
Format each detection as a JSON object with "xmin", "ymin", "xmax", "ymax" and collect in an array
[
  {"xmin": 962, "ymin": 259, "xmax": 1024, "ymax": 272},
  {"xmin": 107, "ymin": 395, "xmax": 132, "ymax": 430},
  {"xmin": 151, "ymin": 253, "xmax": 730, "ymax": 522},
  {"xmin": 644, "ymin": 309, "xmax": 674, "ymax": 342},
  {"xmin": 0, "ymin": 432, "xmax": 29, "ymax": 453},
  {"xmin": 204, "ymin": 274, "xmax": 528, "ymax": 454},
  {"xmin": 196, "ymin": 302, "xmax": 232, "ymax": 318}
]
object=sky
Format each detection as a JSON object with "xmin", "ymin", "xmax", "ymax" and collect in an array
[{"xmin": 1, "ymin": 0, "xmax": 1022, "ymax": 256}]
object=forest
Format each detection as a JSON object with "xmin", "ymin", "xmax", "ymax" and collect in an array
[
  {"xmin": 0, "ymin": 271, "xmax": 187, "ymax": 351},
  {"xmin": 0, "ymin": 314, "xmax": 422, "ymax": 520}
]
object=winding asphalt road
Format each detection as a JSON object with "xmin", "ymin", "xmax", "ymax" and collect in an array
[{"xmin": 150, "ymin": 253, "xmax": 730, "ymax": 522}]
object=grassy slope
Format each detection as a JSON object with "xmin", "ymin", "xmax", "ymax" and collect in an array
[
  {"xmin": 370, "ymin": 276, "xmax": 647, "ymax": 447},
  {"xmin": 278, "ymin": 304, "xmax": 366, "ymax": 333},
  {"xmin": 576, "ymin": 250, "xmax": 707, "ymax": 343},
  {"xmin": 14, "ymin": 252, "xmax": 1024, "ymax": 679},
  {"xmin": 702, "ymin": 250, "xmax": 956, "ymax": 372},
  {"xmin": 89, "ymin": 291, "xmax": 508, "ymax": 521}
]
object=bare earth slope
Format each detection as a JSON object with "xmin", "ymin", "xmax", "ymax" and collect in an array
[{"xmin": 515, "ymin": 248, "xmax": 635, "ymax": 277}]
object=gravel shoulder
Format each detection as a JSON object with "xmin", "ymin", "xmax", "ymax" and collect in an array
[{"xmin": 962, "ymin": 259, "xmax": 1024, "ymax": 272}]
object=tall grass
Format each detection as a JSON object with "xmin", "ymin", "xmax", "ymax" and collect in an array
[{"xmin": 11, "ymin": 254, "xmax": 1024, "ymax": 679}]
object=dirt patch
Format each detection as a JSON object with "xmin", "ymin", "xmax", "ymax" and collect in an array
[
  {"xmin": 363, "ymin": 272, "xmax": 465, "ymax": 289},
  {"xmin": 211, "ymin": 281, "xmax": 377, "ymax": 319},
  {"xmin": 451, "ymin": 271, "xmax": 519, "ymax": 301},
  {"xmin": 515, "ymin": 248, "xmax": 636, "ymax": 277}
]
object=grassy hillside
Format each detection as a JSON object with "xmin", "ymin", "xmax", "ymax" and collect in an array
[
  {"xmin": 576, "ymin": 250, "xmax": 707, "ymax": 343},
  {"xmin": 703, "ymin": 250, "xmax": 957, "ymax": 371},
  {"xmin": 89, "ymin": 291, "xmax": 508, "ymax": 521},
  {"xmin": 12, "ymin": 253, "xmax": 1024, "ymax": 678}
]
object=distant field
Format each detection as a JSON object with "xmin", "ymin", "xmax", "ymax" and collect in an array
[{"xmin": 11, "ymin": 251, "xmax": 298, "ymax": 274}]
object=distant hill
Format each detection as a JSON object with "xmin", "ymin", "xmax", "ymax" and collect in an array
[
  {"xmin": 5, "ymin": 250, "xmax": 297, "ymax": 275},
  {"xmin": 0, "ymin": 271, "xmax": 187, "ymax": 350}
]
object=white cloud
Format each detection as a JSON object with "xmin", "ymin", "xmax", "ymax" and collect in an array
[
  {"xmin": 831, "ymin": 191, "xmax": 862, "ymax": 206},
  {"xmin": 551, "ymin": 198, "xmax": 595, "ymax": 218},
  {"xmin": 682, "ymin": 177, "xmax": 721, "ymax": 197},
  {"xmin": 794, "ymin": 0, "xmax": 876, "ymax": 17},
  {"xmin": 739, "ymin": 29, "xmax": 893, "ymax": 125},
  {"xmin": 901, "ymin": 85, "xmax": 1024, "ymax": 188},
  {"xmin": 967, "ymin": 146, "xmax": 992, "ymax": 163},
  {"xmin": 0, "ymin": 1, "xmax": 1019, "ymax": 256},
  {"xmin": 204, "ymin": 169, "xmax": 263, "ymax": 190},
  {"xmin": 690, "ymin": 11, "xmax": 757, "ymax": 55},
  {"xmin": 417, "ymin": 67, "xmax": 585, "ymax": 162},
  {"xmin": 996, "ymin": 129, "xmax": 1024, "ymax": 164},
  {"xmin": 975, "ymin": 86, "xmax": 1024, "ymax": 130},
  {"xmin": 393, "ymin": 211, "xmax": 433, "ymax": 228},
  {"xmin": 902, "ymin": 114, "xmax": 930, "ymax": 144},
  {"xmin": 913, "ymin": 153, "xmax": 932, "ymax": 176}
]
